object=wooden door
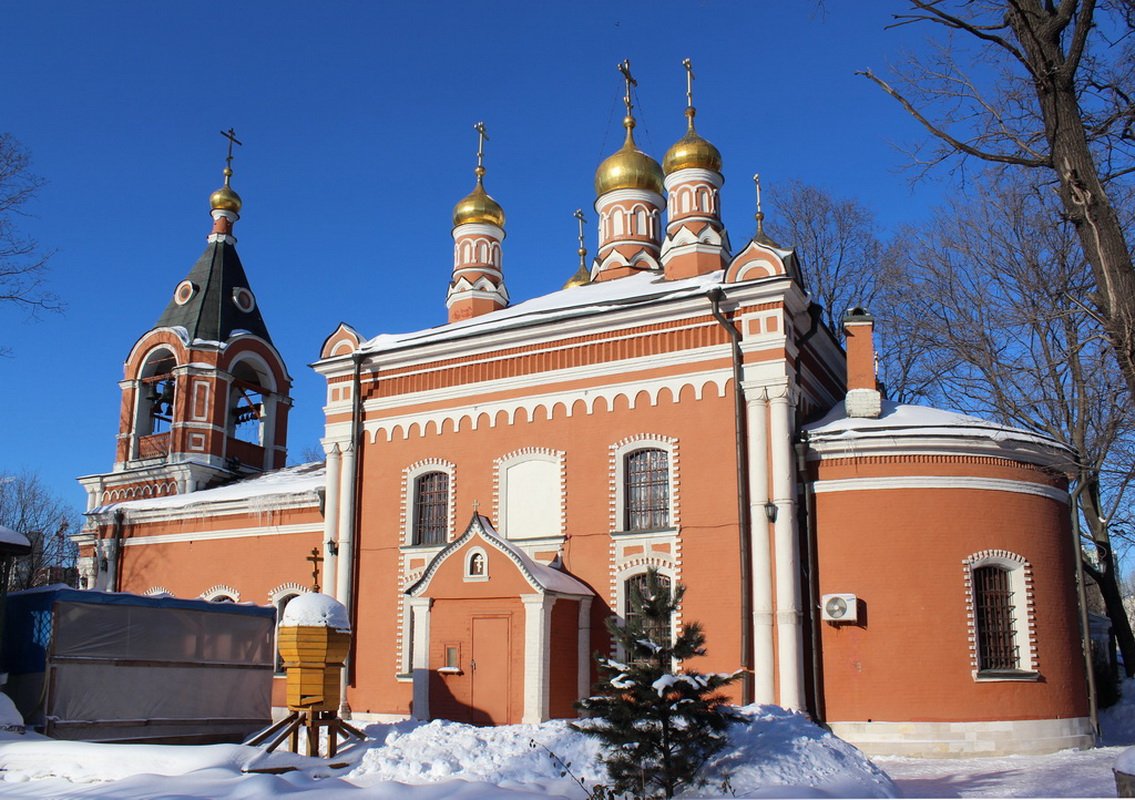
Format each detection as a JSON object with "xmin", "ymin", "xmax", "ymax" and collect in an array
[{"xmin": 470, "ymin": 615, "xmax": 511, "ymax": 724}]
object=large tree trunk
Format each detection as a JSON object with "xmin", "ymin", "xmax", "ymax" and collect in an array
[
  {"xmin": 1081, "ymin": 477, "xmax": 1135, "ymax": 677},
  {"xmin": 1008, "ymin": 1, "xmax": 1135, "ymax": 399}
]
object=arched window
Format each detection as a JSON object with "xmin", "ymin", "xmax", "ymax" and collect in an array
[
  {"xmin": 625, "ymin": 448, "xmax": 670, "ymax": 531},
  {"xmin": 624, "ymin": 571, "xmax": 673, "ymax": 649},
  {"xmin": 973, "ymin": 565, "xmax": 1018, "ymax": 671},
  {"xmin": 413, "ymin": 471, "xmax": 449, "ymax": 545},
  {"xmin": 636, "ymin": 208, "xmax": 647, "ymax": 234}
]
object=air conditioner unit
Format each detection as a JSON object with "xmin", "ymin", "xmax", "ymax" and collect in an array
[{"xmin": 821, "ymin": 593, "xmax": 858, "ymax": 623}]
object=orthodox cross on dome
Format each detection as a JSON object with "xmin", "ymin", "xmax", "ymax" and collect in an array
[
  {"xmin": 473, "ymin": 121, "xmax": 488, "ymax": 181},
  {"xmin": 617, "ymin": 59, "xmax": 637, "ymax": 118},
  {"xmin": 574, "ymin": 208, "xmax": 587, "ymax": 269},
  {"xmin": 754, "ymin": 173, "xmax": 766, "ymax": 235},
  {"xmin": 219, "ymin": 127, "xmax": 242, "ymax": 185},
  {"xmin": 306, "ymin": 546, "xmax": 323, "ymax": 593},
  {"xmin": 682, "ymin": 58, "xmax": 695, "ymax": 111}
]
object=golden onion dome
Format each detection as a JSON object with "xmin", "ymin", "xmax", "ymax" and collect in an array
[
  {"xmin": 453, "ymin": 169, "xmax": 505, "ymax": 228},
  {"xmin": 663, "ymin": 109, "xmax": 722, "ymax": 174},
  {"xmin": 595, "ymin": 117, "xmax": 664, "ymax": 197},
  {"xmin": 209, "ymin": 168, "xmax": 242, "ymax": 213},
  {"xmin": 562, "ymin": 261, "xmax": 591, "ymax": 289}
]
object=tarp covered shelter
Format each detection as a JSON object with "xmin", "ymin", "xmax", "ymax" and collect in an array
[{"xmin": 2, "ymin": 587, "xmax": 275, "ymax": 743}]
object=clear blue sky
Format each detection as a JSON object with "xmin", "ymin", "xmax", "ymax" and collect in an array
[{"xmin": 1, "ymin": 2, "xmax": 948, "ymax": 511}]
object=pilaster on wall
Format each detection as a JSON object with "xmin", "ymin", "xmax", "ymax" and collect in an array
[
  {"xmin": 410, "ymin": 597, "xmax": 433, "ymax": 720},
  {"xmin": 521, "ymin": 593, "xmax": 556, "ymax": 723}
]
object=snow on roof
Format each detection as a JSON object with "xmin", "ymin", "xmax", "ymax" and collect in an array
[
  {"xmin": 805, "ymin": 400, "xmax": 1070, "ymax": 454},
  {"xmin": 361, "ymin": 270, "xmax": 732, "ymax": 354},
  {"xmin": 488, "ymin": 527, "xmax": 592, "ymax": 596},
  {"xmin": 92, "ymin": 461, "xmax": 325, "ymax": 515},
  {"xmin": 0, "ymin": 525, "xmax": 31, "ymax": 550},
  {"xmin": 280, "ymin": 592, "xmax": 350, "ymax": 632}
]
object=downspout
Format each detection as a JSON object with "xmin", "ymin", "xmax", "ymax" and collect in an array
[
  {"xmin": 1070, "ymin": 482, "xmax": 1099, "ymax": 739},
  {"xmin": 795, "ymin": 431, "xmax": 824, "ymax": 723},
  {"xmin": 708, "ymin": 287, "xmax": 753, "ymax": 704},
  {"xmin": 794, "ymin": 301, "xmax": 824, "ymax": 720},
  {"xmin": 337, "ymin": 351, "xmax": 364, "ymax": 716},
  {"xmin": 110, "ymin": 509, "xmax": 124, "ymax": 593}
]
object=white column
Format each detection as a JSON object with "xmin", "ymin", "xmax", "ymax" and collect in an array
[
  {"xmin": 321, "ymin": 443, "xmax": 342, "ymax": 595},
  {"xmin": 409, "ymin": 597, "xmax": 432, "ymax": 720},
  {"xmin": 770, "ymin": 385, "xmax": 804, "ymax": 710},
  {"xmin": 335, "ymin": 442, "xmax": 357, "ymax": 607},
  {"xmin": 521, "ymin": 593, "xmax": 556, "ymax": 723},
  {"xmin": 745, "ymin": 387, "xmax": 775, "ymax": 705},
  {"xmin": 577, "ymin": 597, "xmax": 593, "ymax": 701}
]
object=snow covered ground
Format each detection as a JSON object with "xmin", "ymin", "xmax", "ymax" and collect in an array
[{"xmin": 0, "ymin": 694, "xmax": 1130, "ymax": 798}]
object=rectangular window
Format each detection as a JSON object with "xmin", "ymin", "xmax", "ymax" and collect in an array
[
  {"xmin": 413, "ymin": 472, "xmax": 449, "ymax": 545},
  {"xmin": 625, "ymin": 448, "xmax": 670, "ymax": 531},
  {"xmin": 974, "ymin": 566, "xmax": 1019, "ymax": 671},
  {"xmin": 445, "ymin": 645, "xmax": 460, "ymax": 670}
]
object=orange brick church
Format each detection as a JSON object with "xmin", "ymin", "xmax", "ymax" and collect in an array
[{"xmin": 74, "ymin": 64, "xmax": 1092, "ymax": 757}]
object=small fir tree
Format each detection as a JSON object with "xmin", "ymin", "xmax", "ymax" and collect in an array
[{"xmin": 573, "ymin": 568, "xmax": 742, "ymax": 799}]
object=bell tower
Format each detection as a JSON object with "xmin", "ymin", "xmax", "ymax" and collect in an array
[{"xmin": 78, "ymin": 130, "xmax": 293, "ymax": 510}]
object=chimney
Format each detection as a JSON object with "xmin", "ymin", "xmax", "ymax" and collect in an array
[{"xmin": 843, "ymin": 307, "xmax": 881, "ymax": 419}]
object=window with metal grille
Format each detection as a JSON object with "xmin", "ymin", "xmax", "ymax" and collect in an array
[
  {"xmin": 625, "ymin": 448, "xmax": 670, "ymax": 531},
  {"xmin": 624, "ymin": 572, "xmax": 673, "ymax": 649},
  {"xmin": 974, "ymin": 565, "xmax": 1019, "ymax": 671},
  {"xmin": 413, "ymin": 471, "xmax": 449, "ymax": 546}
]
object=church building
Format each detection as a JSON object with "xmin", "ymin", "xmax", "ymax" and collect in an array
[{"xmin": 74, "ymin": 64, "xmax": 1093, "ymax": 757}]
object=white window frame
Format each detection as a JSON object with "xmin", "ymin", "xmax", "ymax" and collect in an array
[
  {"xmin": 402, "ymin": 459, "xmax": 456, "ymax": 548},
  {"xmin": 964, "ymin": 550, "xmax": 1037, "ymax": 679},
  {"xmin": 614, "ymin": 566, "xmax": 676, "ymax": 662},
  {"xmin": 610, "ymin": 435, "xmax": 679, "ymax": 535},
  {"xmin": 464, "ymin": 546, "xmax": 489, "ymax": 582}
]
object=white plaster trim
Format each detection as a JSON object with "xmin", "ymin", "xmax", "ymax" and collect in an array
[
  {"xmin": 664, "ymin": 168, "xmax": 723, "ymax": 191},
  {"xmin": 120, "ymin": 522, "xmax": 322, "ymax": 547},
  {"xmin": 811, "ymin": 475, "xmax": 1068, "ymax": 503},
  {"xmin": 364, "ymin": 368, "xmax": 729, "ymax": 444},
  {"xmin": 400, "ymin": 459, "xmax": 456, "ymax": 547},
  {"xmin": 493, "ymin": 448, "xmax": 566, "ymax": 541},
  {"xmin": 828, "ymin": 717, "xmax": 1093, "ymax": 758},
  {"xmin": 452, "ymin": 222, "xmax": 504, "ymax": 239},
  {"xmin": 609, "ymin": 435, "xmax": 680, "ymax": 534},
  {"xmin": 200, "ymin": 584, "xmax": 240, "ymax": 602},
  {"xmin": 521, "ymin": 593, "xmax": 555, "ymax": 723},
  {"xmin": 963, "ymin": 550, "xmax": 1038, "ymax": 673},
  {"xmin": 596, "ymin": 188, "xmax": 665, "ymax": 208}
]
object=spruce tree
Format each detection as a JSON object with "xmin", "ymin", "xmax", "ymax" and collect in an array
[{"xmin": 573, "ymin": 568, "xmax": 742, "ymax": 799}]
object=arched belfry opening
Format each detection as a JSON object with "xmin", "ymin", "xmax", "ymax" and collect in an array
[
  {"xmin": 226, "ymin": 357, "xmax": 280, "ymax": 471},
  {"xmin": 134, "ymin": 348, "xmax": 178, "ymax": 458}
]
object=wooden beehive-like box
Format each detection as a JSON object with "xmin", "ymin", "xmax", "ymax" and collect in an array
[{"xmin": 278, "ymin": 625, "xmax": 351, "ymax": 711}]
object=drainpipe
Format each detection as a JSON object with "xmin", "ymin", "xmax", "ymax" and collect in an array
[
  {"xmin": 337, "ymin": 351, "xmax": 363, "ymax": 717},
  {"xmin": 796, "ymin": 432, "xmax": 824, "ymax": 723},
  {"xmin": 108, "ymin": 509, "xmax": 125, "ymax": 593},
  {"xmin": 708, "ymin": 287, "xmax": 753, "ymax": 705}
]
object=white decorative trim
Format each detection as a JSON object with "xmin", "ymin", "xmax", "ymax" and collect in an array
[
  {"xmin": 812, "ymin": 475, "xmax": 1067, "ymax": 503},
  {"xmin": 493, "ymin": 447, "xmax": 566, "ymax": 541},
  {"xmin": 608, "ymin": 434, "xmax": 680, "ymax": 534},
  {"xmin": 464, "ymin": 546, "xmax": 489, "ymax": 582},
  {"xmin": 143, "ymin": 586, "xmax": 172, "ymax": 597},
  {"xmin": 828, "ymin": 717, "xmax": 1093, "ymax": 757},
  {"xmin": 200, "ymin": 584, "xmax": 240, "ymax": 602},
  {"xmin": 120, "ymin": 522, "xmax": 322, "ymax": 547},
  {"xmin": 268, "ymin": 582, "xmax": 307, "ymax": 605},
  {"xmin": 365, "ymin": 368, "xmax": 729, "ymax": 443},
  {"xmin": 962, "ymin": 550, "xmax": 1038, "ymax": 674},
  {"xmin": 400, "ymin": 459, "xmax": 457, "ymax": 546}
]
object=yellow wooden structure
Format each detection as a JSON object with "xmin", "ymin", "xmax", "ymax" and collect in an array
[{"xmin": 246, "ymin": 622, "xmax": 363, "ymax": 758}]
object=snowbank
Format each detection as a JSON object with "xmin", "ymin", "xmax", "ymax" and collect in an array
[
  {"xmin": 349, "ymin": 705, "xmax": 896, "ymax": 798},
  {"xmin": 0, "ymin": 705, "xmax": 895, "ymax": 798},
  {"xmin": 280, "ymin": 593, "xmax": 350, "ymax": 632}
]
